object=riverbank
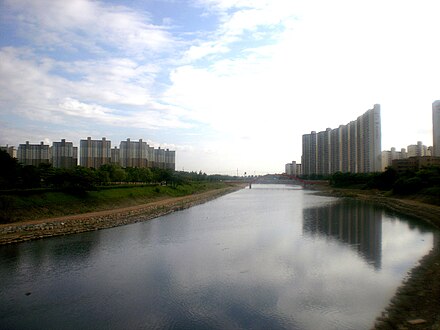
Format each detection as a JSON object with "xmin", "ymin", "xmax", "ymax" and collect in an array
[
  {"xmin": 0, "ymin": 183, "xmax": 245, "ymax": 245},
  {"xmin": 316, "ymin": 187, "xmax": 440, "ymax": 329}
]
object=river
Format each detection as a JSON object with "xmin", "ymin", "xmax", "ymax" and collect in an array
[{"xmin": 0, "ymin": 184, "xmax": 437, "ymax": 329}]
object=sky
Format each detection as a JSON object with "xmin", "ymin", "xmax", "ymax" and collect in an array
[{"xmin": 1, "ymin": 0, "xmax": 440, "ymax": 175}]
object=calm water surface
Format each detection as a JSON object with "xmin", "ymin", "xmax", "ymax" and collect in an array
[{"xmin": 0, "ymin": 184, "xmax": 437, "ymax": 330}]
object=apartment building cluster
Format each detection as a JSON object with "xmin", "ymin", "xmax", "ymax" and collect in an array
[
  {"xmin": 301, "ymin": 104, "xmax": 382, "ymax": 176},
  {"xmin": 2, "ymin": 137, "xmax": 175, "ymax": 170},
  {"xmin": 295, "ymin": 101, "xmax": 440, "ymax": 176},
  {"xmin": 381, "ymin": 142, "xmax": 433, "ymax": 171},
  {"xmin": 285, "ymin": 161, "xmax": 302, "ymax": 177},
  {"xmin": 381, "ymin": 101, "xmax": 440, "ymax": 172}
]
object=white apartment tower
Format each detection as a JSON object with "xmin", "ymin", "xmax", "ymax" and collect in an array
[
  {"xmin": 119, "ymin": 138, "xmax": 149, "ymax": 168},
  {"xmin": 302, "ymin": 131, "xmax": 317, "ymax": 175},
  {"xmin": 302, "ymin": 104, "xmax": 381, "ymax": 175},
  {"xmin": 433, "ymin": 100, "xmax": 440, "ymax": 156},
  {"xmin": 285, "ymin": 161, "xmax": 297, "ymax": 176},
  {"xmin": 17, "ymin": 141, "xmax": 51, "ymax": 166},
  {"xmin": 52, "ymin": 139, "xmax": 78, "ymax": 169},
  {"xmin": 79, "ymin": 137, "xmax": 111, "ymax": 168}
]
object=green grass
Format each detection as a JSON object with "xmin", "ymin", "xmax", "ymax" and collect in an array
[{"xmin": 0, "ymin": 182, "xmax": 230, "ymax": 223}]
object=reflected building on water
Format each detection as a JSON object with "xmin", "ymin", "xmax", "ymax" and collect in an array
[{"xmin": 303, "ymin": 200, "xmax": 382, "ymax": 269}]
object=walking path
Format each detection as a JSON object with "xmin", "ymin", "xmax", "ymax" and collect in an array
[{"xmin": 0, "ymin": 185, "xmax": 244, "ymax": 245}]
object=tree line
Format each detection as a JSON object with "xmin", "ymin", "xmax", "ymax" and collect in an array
[
  {"xmin": 0, "ymin": 150, "xmax": 237, "ymax": 194},
  {"xmin": 327, "ymin": 166, "xmax": 440, "ymax": 201}
]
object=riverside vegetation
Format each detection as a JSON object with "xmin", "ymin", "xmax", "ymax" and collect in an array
[{"xmin": 0, "ymin": 150, "xmax": 245, "ymax": 223}]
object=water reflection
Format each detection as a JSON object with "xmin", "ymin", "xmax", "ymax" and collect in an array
[
  {"xmin": 303, "ymin": 200, "xmax": 382, "ymax": 269},
  {"xmin": 0, "ymin": 187, "xmax": 436, "ymax": 330}
]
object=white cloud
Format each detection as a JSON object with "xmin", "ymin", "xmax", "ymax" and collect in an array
[
  {"xmin": 0, "ymin": 47, "xmax": 190, "ymax": 130},
  {"xmin": 59, "ymin": 98, "xmax": 113, "ymax": 118},
  {"xmin": 2, "ymin": 0, "xmax": 440, "ymax": 173},
  {"xmin": 185, "ymin": 0, "xmax": 298, "ymax": 62},
  {"xmin": 4, "ymin": 0, "xmax": 175, "ymax": 55},
  {"xmin": 172, "ymin": 0, "xmax": 440, "ymax": 167}
]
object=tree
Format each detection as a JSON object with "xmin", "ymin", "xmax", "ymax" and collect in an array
[
  {"xmin": 20, "ymin": 165, "xmax": 41, "ymax": 188},
  {"xmin": 113, "ymin": 167, "xmax": 126, "ymax": 183},
  {"xmin": 138, "ymin": 167, "xmax": 152, "ymax": 183},
  {"xmin": 0, "ymin": 150, "xmax": 20, "ymax": 189}
]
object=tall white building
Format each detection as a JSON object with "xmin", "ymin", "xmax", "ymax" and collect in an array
[
  {"xmin": 164, "ymin": 149, "xmax": 176, "ymax": 170},
  {"xmin": 302, "ymin": 131, "xmax": 317, "ymax": 175},
  {"xmin": 119, "ymin": 138, "xmax": 149, "ymax": 168},
  {"xmin": 302, "ymin": 105, "xmax": 381, "ymax": 175},
  {"xmin": 79, "ymin": 137, "xmax": 111, "ymax": 168},
  {"xmin": 52, "ymin": 139, "xmax": 77, "ymax": 169},
  {"xmin": 433, "ymin": 100, "xmax": 440, "ymax": 156},
  {"xmin": 17, "ymin": 141, "xmax": 50, "ymax": 166},
  {"xmin": 285, "ymin": 161, "xmax": 297, "ymax": 176}
]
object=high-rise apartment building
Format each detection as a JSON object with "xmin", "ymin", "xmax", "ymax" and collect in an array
[
  {"xmin": 357, "ymin": 105, "xmax": 382, "ymax": 173},
  {"xmin": 52, "ymin": 139, "xmax": 77, "ymax": 169},
  {"xmin": 302, "ymin": 104, "xmax": 381, "ymax": 175},
  {"xmin": 317, "ymin": 128, "xmax": 331, "ymax": 175},
  {"xmin": 150, "ymin": 147, "xmax": 175, "ymax": 170},
  {"xmin": 302, "ymin": 131, "xmax": 317, "ymax": 175},
  {"xmin": 285, "ymin": 161, "xmax": 297, "ymax": 176},
  {"xmin": 433, "ymin": 100, "xmax": 440, "ymax": 156},
  {"xmin": 111, "ymin": 147, "xmax": 120, "ymax": 164},
  {"xmin": 285, "ymin": 161, "xmax": 302, "ymax": 176},
  {"xmin": 164, "ymin": 149, "xmax": 176, "ymax": 170},
  {"xmin": 17, "ymin": 141, "xmax": 51, "ymax": 166},
  {"xmin": 79, "ymin": 137, "xmax": 111, "ymax": 168},
  {"xmin": 119, "ymin": 138, "xmax": 149, "ymax": 168}
]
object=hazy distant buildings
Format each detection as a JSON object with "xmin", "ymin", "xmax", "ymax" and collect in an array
[
  {"xmin": 302, "ymin": 105, "xmax": 381, "ymax": 176},
  {"xmin": 17, "ymin": 141, "xmax": 50, "ymax": 166},
  {"xmin": 52, "ymin": 139, "xmax": 77, "ymax": 169},
  {"xmin": 433, "ymin": 100, "xmax": 440, "ymax": 156},
  {"xmin": 407, "ymin": 141, "xmax": 430, "ymax": 158},
  {"xmin": 79, "ymin": 137, "xmax": 111, "ymax": 168},
  {"xmin": 285, "ymin": 161, "xmax": 296, "ymax": 176},
  {"xmin": 381, "ymin": 147, "xmax": 407, "ymax": 171},
  {"xmin": 285, "ymin": 161, "xmax": 302, "ymax": 176},
  {"xmin": 0, "ymin": 145, "xmax": 16, "ymax": 158}
]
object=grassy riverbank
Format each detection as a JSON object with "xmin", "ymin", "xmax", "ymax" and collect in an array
[
  {"xmin": 0, "ymin": 182, "xmax": 246, "ymax": 245},
  {"xmin": 0, "ymin": 181, "xmax": 235, "ymax": 224}
]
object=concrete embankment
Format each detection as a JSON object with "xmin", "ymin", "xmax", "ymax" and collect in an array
[{"xmin": 0, "ymin": 185, "xmax": 245, "ymax": 245}]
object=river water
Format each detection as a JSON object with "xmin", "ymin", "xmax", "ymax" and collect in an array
[{"xmin": 0, "ymin": 184, "xmax": 437, "ymax": 330}]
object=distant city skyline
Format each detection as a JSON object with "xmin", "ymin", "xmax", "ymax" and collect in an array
[
  {"xmin": 15, "ymin": 137, "xmax": 175, "ymax": 170},
  {"xmin": 1, "ymin": 1, "xmax": 440, "ymax": 175}
]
